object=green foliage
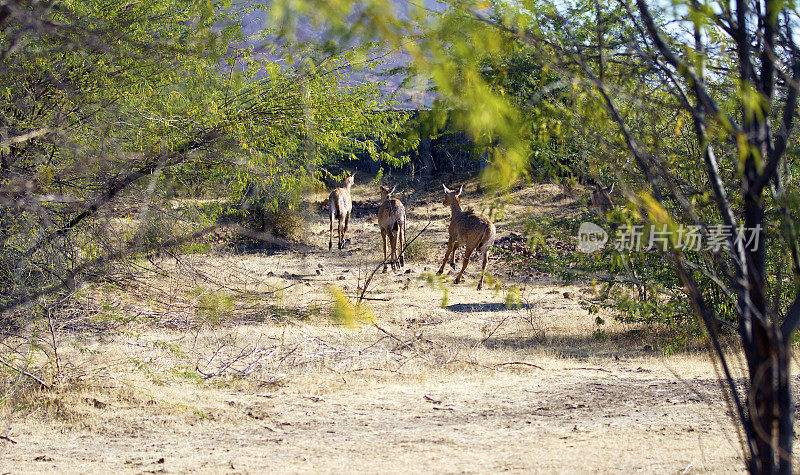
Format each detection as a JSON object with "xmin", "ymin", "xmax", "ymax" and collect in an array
[
  {"xmin": 421, "ymin": 272, "xmax": 450, "ymax": 308},
  {"xmin": 505, "ymin": 285, "xmax": 521, "ymax": 310},
  {"xmin": 272, "ymin": 0, "xmax": 531, "ymax": 188},
  {"xmin": 189, "ymin": 287, "xmax": 234, "ymax": 326},
  {"xmin": 329, "ymin": 286, "xmax": 375, "ymax": 327},
  {"xmin": 500, "ymin": 211, "xmax": 706, "ymax": 346},
  {"xmin": 482, "ymin": 272, "xmax": 503, "ymax": 294},
  {"xmin": 172, "ymin": 366, "xmax": 203, "ymax": 384},
  {"xmin": 0, "ymin": 0, "xmax": 411, "ymax": 313}
]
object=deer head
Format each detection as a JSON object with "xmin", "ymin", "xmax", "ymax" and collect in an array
[
  {"xmin": 442, "ymin": 184, "xmax": 463, "ymax": 207},
  {"xmin": 380, "ymin": 185, "xmax": 397, "ymax": 202}
]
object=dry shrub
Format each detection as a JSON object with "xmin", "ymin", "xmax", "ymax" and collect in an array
[
  {"xmin": 264, "ymin": 208, "xmax": 305, "ymax": 241},
  {"xmin": 239, "ymin": 196, "xmax": 306, "ymax": 242},
  {"xmin": 403, "ymin": 237, "xmax": 437, "ymax": 262}
]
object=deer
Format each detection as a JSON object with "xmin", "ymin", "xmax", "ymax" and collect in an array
[
  {"xmin": 377, "ymin": 185, "xmax": 406, "ymax": 272},
  {"xmin": 329, "ymin": 173, "xmax": 355, "ymax": 251},
  {"xmin": 589, "ymin": 183, "xmax": 615, "ymax": 212},
  {"xmin": 437, "ymin": 184, "xmax": 496, "ymax": 290}
]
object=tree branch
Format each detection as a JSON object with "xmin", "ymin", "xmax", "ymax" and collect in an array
[
  {"xmin": 23, "ymin": 128, "xmax": 225, "ymax": 259},
  {"xmin": 673, "ymin": 254, "xmax": 756, "ymax": 455},
  {"xmin": 754, "ymin": 26, "xmax": 800, "ymax": 193}
]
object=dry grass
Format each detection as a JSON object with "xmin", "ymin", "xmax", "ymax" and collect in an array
[{"xmin": 0, "ymin": 179, "xmax": 786, "ymax": 473}]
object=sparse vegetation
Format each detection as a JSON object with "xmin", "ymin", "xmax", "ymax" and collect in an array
[{"xmin": 3, "ymin": 0, "xmax": 800, "ymax": 471}]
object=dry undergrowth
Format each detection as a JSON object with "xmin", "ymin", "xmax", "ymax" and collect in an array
[{"xmin": 0, "ymin": 180, "xmax": 787, "ymax": 473}]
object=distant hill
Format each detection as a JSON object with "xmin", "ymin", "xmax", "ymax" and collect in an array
[{"xmin": 235, "ymin": 1, "xmax": 447, "ymax": 109}]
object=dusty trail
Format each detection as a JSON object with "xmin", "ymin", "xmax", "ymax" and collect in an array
[{"xmin": 2, "ymin": 182, "xmax": 774, "ymax": 472}]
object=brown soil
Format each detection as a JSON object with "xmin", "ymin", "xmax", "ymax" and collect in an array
[{"xmin": 1, "ymin": 179, "xmax": 780, "ymax": 473}]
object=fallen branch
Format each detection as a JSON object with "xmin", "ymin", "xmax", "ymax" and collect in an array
[
  {"xmin": 477, "ymin": 315, "xmax": 512, "ymax": 347},
  {"xmin": 0, "ymin": 357, "xmax": 51, "ymax": 389},
  {"xmin": 495, "ymin": 361, "xmax": 544, "ymax": 370}
]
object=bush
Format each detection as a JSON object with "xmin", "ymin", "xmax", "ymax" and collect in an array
[{"xmin": 238, "ymin": 180, "xmax": 306, "ymax": 242}]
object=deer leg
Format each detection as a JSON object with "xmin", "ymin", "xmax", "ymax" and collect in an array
[
  {"xmin": 329, "ymin": 212, "xmax": 334, "ymax": 251},
  {"xmin": 340, "ymin": 212, "xmax": 350, "ymax": 249},
  {"xmin": 390, "ymin": 227, "xmax": 398, "ymax": 270},
  {"xmin": 449, "ymin": 242, "xmax": 458, "ymax": 269},
  {"xmin": 398, "ymin": 222, "xmax": 405, "ymax": 267},
  {"xmin": 454, "ymin": 246, "xmax": 475, "ymax": 285},
  {"xmin": 381, "ymin": 229, "xmax": 388, "ymax": 272},
  {"xmin": 336, "ymin": 218, "xmax": 343, "ymax": 250},
  {"xmin": 438, "ymin": 239, "xmax": 455, "ymax": 275},
  {"xmin": 477, "ymin": 247, "xmax": 489, "ymax": 290}
]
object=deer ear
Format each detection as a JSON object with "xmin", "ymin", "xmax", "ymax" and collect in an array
[
  {"xmin": 457, "ymin": 185, "xmax": 463, "ymax": 197},
  {"xmin": 443, "ymin": 183, "xmax": 450, "ymax": 193}
]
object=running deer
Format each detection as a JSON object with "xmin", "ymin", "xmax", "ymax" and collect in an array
[
  {"xmin": 437, "ymin": 184, "xmax": 496, "ymax": 290},
  {"xmin": 329, "ymin": 174, "xmax": 354, "ymax": 251},
  {"xmin": 377, "ymin": 185, "xmax": 406, "ymax": 272},
  {"xmin": 589, "ymin": 183, "xmax": 615, "ymax": 212}
]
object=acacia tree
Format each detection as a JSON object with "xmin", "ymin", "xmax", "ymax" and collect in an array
[
  {"xmin": 455, "ymin": 1, "xmax": 800, "ymax": 470},
  {"xmin": 0, "ymin": 0, "xmax": 403, "ymax": 315},
  {"xmin": 632, "ymin": 4, "xmax": 799, "ymax": 472},
  {"xmin": 507, "ymin": 2, "xmax": 800, "ymax": 471},
  {"xmin": 465, "ymin": 1, "xmax": 800, "ymax": 471},
  {"xmin": 271, "ymin": 0, "xmax": 800, "ymax": 471}
]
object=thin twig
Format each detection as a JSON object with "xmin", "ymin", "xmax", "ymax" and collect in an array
[
  {"xmin": 0, "ymin": 358, "xmax": 51, "ymax": 389},
  {"xmin": 357, "ymin": 214, "xmax": 434, "ymax": 306}
]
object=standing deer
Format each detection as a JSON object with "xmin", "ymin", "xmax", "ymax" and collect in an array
[
  {"xmin": 377, "ymin": 185, "xmax": 406, "ymax": 272},
  {"xmin": 589, "ymin": 183, "xmax": 615, "ymax": 212},
  {"xmin": 329, "ymin": 174, "xmax": 354, "ymax": 251},
  {"xmin": 437, "ymin": 184, "xmax": 496, "ymax": 290}
]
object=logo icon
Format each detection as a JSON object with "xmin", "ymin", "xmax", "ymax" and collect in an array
[{"xmin": 577, "ymin": 222, "xmax": 608, "ymax": 253}]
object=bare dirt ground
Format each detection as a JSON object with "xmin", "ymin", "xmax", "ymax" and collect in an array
[{"xmin": 2, "ymin": 179, "xmax": 793, "ymax": 473}]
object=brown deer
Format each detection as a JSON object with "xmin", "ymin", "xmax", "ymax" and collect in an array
[
  {"xmin": 329, "ymin": 174, "xmax": 354, "ymax": 251},
  {"xmin": 589, "ymin": 183, "xmax": 615, "ymax": 212},
  {"xmin": 437, "ymin": 184, "xmax": 496, "ymax": 290},
  {"xmin": 377, "ymin": 185, "xmax": 406, "ymax": 272}
]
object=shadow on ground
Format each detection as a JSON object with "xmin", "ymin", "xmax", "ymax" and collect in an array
[
  {"xmin": 442, "ymin": 330, "xmax": 672, "ymax": 360},
  {"xmin": 446, "ymin": 302, "xmax": 537, "ymax": 312}
]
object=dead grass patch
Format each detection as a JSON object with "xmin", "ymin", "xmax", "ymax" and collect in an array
[{"xmin": 0, "ymin": 179, "xmax": 782, "ymax": 472}]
